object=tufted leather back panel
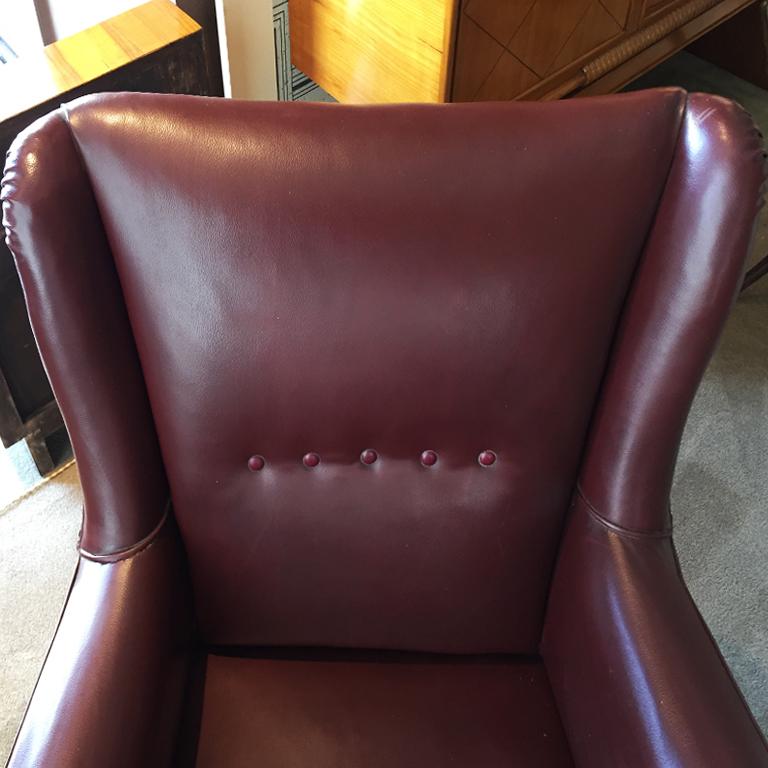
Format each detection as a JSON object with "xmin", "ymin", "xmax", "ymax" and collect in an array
[{"xmin": 60, "ymin": 91, "xmax": 684, "ymax": 651}]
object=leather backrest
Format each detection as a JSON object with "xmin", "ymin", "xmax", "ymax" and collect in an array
[{"xmin": 5, "ymin": 90, "xmax": 686, "ymax": 652}]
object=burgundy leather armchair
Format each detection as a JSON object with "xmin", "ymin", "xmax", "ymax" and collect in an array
[{"xmin": 2, "ymin": 89, "xmax": 767, "ymax": 767}]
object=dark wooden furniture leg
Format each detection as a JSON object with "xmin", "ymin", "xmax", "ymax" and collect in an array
[
  {"xmin": 0, "ymin": 367, "xmax": 59, "ymax": 474},
  {"xmin": 742, "ymin": 252, "xmax": 768, "ymax": 290}
]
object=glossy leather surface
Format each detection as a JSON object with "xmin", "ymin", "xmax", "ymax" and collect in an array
[
  {"xmin": 193, "ymin": 653, "xmax": 573, "ymax": 767},
  {"xmin": 3, "ymin": 89, "xmax": 767, "ymax": 767},
  {"xmin": 541, "ymin": 494, "xmax": 768, "ymax": 767},
  {"xmin": 62, "ymin": 89, "xmax": 683, "ymax": 650}
]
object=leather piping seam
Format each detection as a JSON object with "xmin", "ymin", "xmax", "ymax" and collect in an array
[
  {"xmin": 79, "ymin": 501, "xmax": 170, "ymax": 562},
  {"xmin": 576, "ymin": 485, "xmax": 672, "ymax": 539}
]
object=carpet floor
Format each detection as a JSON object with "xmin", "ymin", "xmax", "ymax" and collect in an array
[
  {"xmin": 1, "ymin": 52, "xmax": 767, "ymax": 764},
  {"xmin": 0, "ymin": 463, "xmax": 81, "ymax": 762}
]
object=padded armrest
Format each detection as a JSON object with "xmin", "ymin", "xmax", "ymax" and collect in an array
[
  {"xmin": 7, "ymin": 519, "xmax": 192, "ymax": 768},
  {"xmin": 2, "ymin": 108, "xmax": 169, "ymax": 556},
  {"xmin": 541, "ymin": 491, "xmax": 768, "ymax": 767}
]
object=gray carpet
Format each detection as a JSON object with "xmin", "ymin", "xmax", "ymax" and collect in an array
[
  {"xmin": 0, "ymin": 464, "xmax": 81, "ymax": 764},
  {"xmin": 0, "ymin": 52, "xmax": 766, "ymax": 765}
]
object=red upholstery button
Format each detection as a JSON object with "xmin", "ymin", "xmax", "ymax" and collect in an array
[
  {"xmin": 420, "ymin": 450, "xmax": 438, "ymax": 467},
  {"xmin": 303, "ymin": 452, "xmax": 321, "ymax": 468},
  {"xmin": 478, "ymin": 450, "xmax": 497, "ymax": 466},
  {"xmin": 247, "ymin": 455, "xmax": 265, "ymax": 471},
  {"xmin": 360, "ymin": 449, "xmax": 378, "ymax": 465}
]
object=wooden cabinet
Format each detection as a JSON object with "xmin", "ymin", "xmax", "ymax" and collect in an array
[
  {"xmin": 289, "ymin": 0, "xmax": 455, "ymax": 103},
  {"xmin": 643, "ymin": 0, "xmax": 685, "ymax": 19},
  {"xmin": 290, "ymin": 0, "xmax": 758, "ymax": 103}
]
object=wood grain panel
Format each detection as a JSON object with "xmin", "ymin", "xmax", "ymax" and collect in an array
[
  {"xmin": 642, "ymin": 0, "xmax": 688, "ymax": 18},
  {"xmin": 627, "ymin": 0, "xmax": 647, "ymax": 30},
  {"xmin": 463, "ymin": 0, "xmax": 535, "ymax": 46},
  {"xmin": 549, "ymin": 1, "xmax": 623, "ymax": 74},
  {"xmin": 574, "ymin": 0, "xmax": 753, "ymax": 94},
  {"xmin": 289, "ymin": 0, "xmax": 451, "ymax": 103},
  {"xmin": 509, "ymin": 0, "xmax": 593, "ymax": 76},
  {"xmin": 600, "ymin": 0, "xmax": 632, "ymax": 25},
  {"xmin": 451, "ymin": 15, "xmax": 505, "ymax": 101},
  {"xmin": 475, "ymin": 51, "xmax": 539, "ymax": 100},
  {"xmin": 0, "ymin": 0, "xmax": 200, "ymax": 123}
]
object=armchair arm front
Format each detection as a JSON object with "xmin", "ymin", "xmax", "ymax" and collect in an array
[
  {"xmin": 541, "ymin": 491, "xmax": 768, "ymax": 768},
  {"xmin": 7, "ymin": 519, "xmax": 193, "ymax": 768}
]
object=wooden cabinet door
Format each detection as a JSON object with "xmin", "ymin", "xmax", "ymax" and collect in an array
[
  {"xmin": 642, "ymin": 0, "xmax": 688, "ymax": 20},
  {"xmin": 452, "ymin": 0, "xmax": 630, "ymax": 101}
]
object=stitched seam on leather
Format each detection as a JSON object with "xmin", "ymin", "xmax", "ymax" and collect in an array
[
  {"xmin": 79, "ymin": 501, "xmax": 170, "ymax": 562},
  {"xmin": 576, "ymin": 485, "xmax": 672, "ymax": 539}
]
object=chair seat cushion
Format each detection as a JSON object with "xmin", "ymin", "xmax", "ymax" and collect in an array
[{"xmin": 191, "ymin": 651, "xmax": 574, "ymax": 767}]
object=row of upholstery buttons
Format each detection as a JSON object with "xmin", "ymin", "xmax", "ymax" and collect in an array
[{"xmin": 247, "ymin": 450, "xmax": 497, "ymax": 471}]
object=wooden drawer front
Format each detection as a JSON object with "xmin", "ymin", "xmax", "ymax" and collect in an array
[
  {"xmin": 641, "ymin": 0, "xmax": 688, "ymax": 19},
  {"xmin": 453, "ymin": 0, "xmax": 629, "ymax": 101},
  {"xmin": 289, "ymin": 0, "xmax": 452, "ymax": 103}
]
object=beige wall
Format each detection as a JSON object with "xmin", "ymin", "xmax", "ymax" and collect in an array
[{"xmin": 215, "ymin": 0, "xmax": 277, "ymax": 100}]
